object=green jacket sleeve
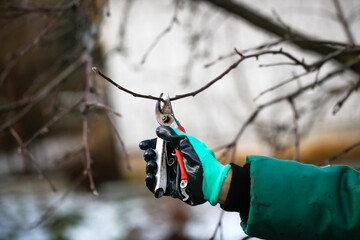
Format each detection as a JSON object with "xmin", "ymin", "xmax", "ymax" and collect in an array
[{"xmin": 242, "ymin": 155, "xmax": 360, "ymax": 240}]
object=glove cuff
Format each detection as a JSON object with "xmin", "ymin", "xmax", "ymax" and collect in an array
[
  {"xmin": 201, "ymin": 150, "xmax": 231, "ymax": 205},
  {"xmin": 172, "ymin": 128, "xmax": 231, "ymax": 205},
  {"xmin": 221, "ymin": 163, "xmax": 250, "ymax": 214}
]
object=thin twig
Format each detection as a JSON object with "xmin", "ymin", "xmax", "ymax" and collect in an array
[
  {"xmin": 28, "ymin": 173, "xmax": 86, "ymax": 229},
  {"xmin": 241, "ymin": 236, "xmax": 254, "ymax": 240},
  {"xmin": 253, "ymin": 71, "xmax": 310, "ymax": 101},
  {"xmin": 204, "ymin": 38, "xmax": 357, "ymax": 70},
  {"xmin": 202, "ymin": 0, "xmax": 360, "ymax": 73},
  {"xmin": 233, "ymin": 109, "xmax": 261, "ymax": 144},
  {"xmin": 24, "ymin": 99, "xmax": 83, "ymax": 147},
  {"xmin": 348, "ymin": 6, "xmax": 360, "ymax": 24},
  {"xmin": 96, "ymin": 46, "xmax": 359, "ymax": 104},
  {"xmin": 254, "ymin": 46, "xmax": 360, "ymax": 100},
  {"xmin": 140, "ymin": 0, "xmax": 181, "ymax": 64},
  {"xmin": 332, "ymin": 76, "xmax": 360, "ymax": 115},
  {"xmin": 292, "ymin": 39, "xmax": 352, "ymax": 47},
  {"xmin": 259, "ymin": 62, "xmax": 299, "ymax": 67},
  {"xmin": 312, "ymin": 67, "xmax": 322, "ymax": 89},
  {"xmin": 172, "ymin": 55, "xmax": 245, "ymax": 100},
  {"xmin": 215, "ymin": 146, "xmax": 233, "ymax": 164},
  {"xmin": 224, "ymin": 59, "xmax": 360, "ymax": 151},
  {"xmin": 272, "ymin": 9, "xmax": 291, "ymax": 32},
  {"xmin": 209, "ymin": 211, "xmax": 224, "ymax": 240},
  {"xmin": 324, "ymin": 140, "xmax": 360, "ymax": 165},
  {"xmin": 92, "ymin": 67, "xmax": 163, "ymax": 101},
  {"xmin": 204, "ymin": 38, "xmax": 287, "ymax": 68},
  {"xmin": 288, "ymin": 98, "xmax": 300, "ymax": 162},
  {"xmin": 9, "ymin": 128, "xmax": 57, "ymax": 192},
  {"xmin": 237, "ymin": 48, "xmax": 308, "ymax": 69},
  {"xmin": 116, "ymin": 0, "xmax": 134, "ymax": 54},
  {"xmin": 105, "ymin": 111, "xmax": 131, "ymax": 171},
  {"xmin": 86, "ymin": 101, "xmax": 122, "ymax": 117},
  {"xmin": 54, "ymin": 147, "xmax": 85, "ymax": 166},
  {"xmin": 267, "ymin": 59, "xmax": 359, "ymax": 104},
  {"xmin": 204, "ymin": 52, "xmax": 237, "ymax": 68},
  {"xmin": 82, "ymin": 114, "xmax": 98, "ymax": 195},
  {"xmin": 174, "ymin": 48, "xmax": 308, "ymax": 101},
  {"xmin": 83, "ymin": 55, "xmax": 98, "ymax": 196},
  {"xmin": 309, "ymin": 45, "xmax": 356, "ymax": 70},
  {"xmin": 332, "ymin": 0, "xmax": 355, "ymax": 45},
  {"xmin": 95, "ymin": 50, "xmax": 247, "ymax": 101},
  {"xmin": 0, "ymin": 96, "xmax": 33, "ymax": 113}
]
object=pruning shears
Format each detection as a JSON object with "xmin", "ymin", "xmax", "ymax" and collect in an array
[{"xmin": 154, "ymin": 93, "xmax": 189, "ymax": 201}]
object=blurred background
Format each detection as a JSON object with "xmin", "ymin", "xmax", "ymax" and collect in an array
[{"xmin": 0, "ymin": 0, "xmax": 359, "ymax": 239}]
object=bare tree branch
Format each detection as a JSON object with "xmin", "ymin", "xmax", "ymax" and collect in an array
[
  {"xmin": 201, "ymin": 0, "xmax": 360, "ymax": 73},
  {"xmin": 0, "ymin": 58, "xmax": 83, "ymax": 132},
  {"xmin": 221, "ymin": 59, "xmax": 360, "ymax": 154},
  {"xmin": 205, "ymin": 38, "xmax": 353, "ymax": 69},
  {"xmin": 105, "ymin": 111, "xmax": 131, "ymax": 171},
  {"xmin": 209, "ymin": 211, "xmax": 224, "ymax": 240},
  {"xmin": 271, "ymin": 9, "xmax": 291, "ymax": 32},
  {"xmin": 241, "ymin": 236, "xmax": 254, "ymax": 240},
  {"xmin": 332, "ymin": 76, "xmax": 360, "ymax": 115},
  {"xmin": 92, "ymin": 67, "xmax": 163, "ymax": 101},
  {"xmin": 83, "ymin": 55, "xmax": 98, "ymax": 196},
  {"xmin": 173, "ymin": 48, "xmax": 310, "ymax": 101},
  {"xmin": 204, "ymin": 39, "xmax": 286, "ymax": 68},
  {"xmin": 140, "ymin": 0, "xmax": 181, "ymax": 64},
  {"xmin": 24, "ymin": 99, "xmax": 83, "ymax": 147},
  {"xmin": 254, "ymin": 46, "xmax": 360, "ymax": 100},
  {"xmin": 253, "ymin": 71, "xmax": 310, "ymax": 101},
  {"xmin": 0, "ymin": 96, "xmax": 33, "ymax": 113},
  {"xmin": 86, "ymin": 101, "xmax": 122, "ymax": 117},
  {"xmin": 324, "ymin": 140, "xmax": 360, "ymax": 165},
  {"xmin": 116, "ymin": 0, "xmax": 135, "ymax": 54},
  {"xmin": 332, "ymin": 0, "xmax": 355, "ymax": 45},
  {"xmin": 312, "ymin": 67, "xmax": 322, "ymax": 89},
  {"xmin": 95, "ymin": 45, "xmax": 360, "ymax": 104},
  {"xmin": 9, "ymin": 127, "xmax": 57, "ymax": 192},
  {"xmin": 288, "ymin": 98, "xmax": 300, "ymax": 162}
]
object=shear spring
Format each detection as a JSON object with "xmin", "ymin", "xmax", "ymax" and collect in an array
[{"xmin": 167, "ymin": 158, "xmax": 175, "ymax": 166}]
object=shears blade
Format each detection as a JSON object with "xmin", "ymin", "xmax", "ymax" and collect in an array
[{"xmin": 155, "ymin": 93, "xmax": 180, "ymax": 128}]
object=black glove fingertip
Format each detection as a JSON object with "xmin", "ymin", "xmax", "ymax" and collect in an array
[
  {"xmin": 144, "ymin": 148, "xmax": 156, "ymax": 162},
  {"xmin": 146, "ymin": 160, "xmax": 157, "ymax": 174},
  {"xmin": 156, "ymin": 126, "xmax": 184, "ymax": 148},
  {"xmin": 139, "ymin": 138, "xmax": 157, "ymax": 150},
  {"xmin": 145, "ymin": 173, "xmax": 156, "ymax": 193}
]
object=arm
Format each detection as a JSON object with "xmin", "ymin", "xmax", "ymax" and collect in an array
[
  {"xmin": 221, "ymin": 156, "xmax": 360, "ymax": 239},
  {"xmin": 140, "ymin": 129, "xmax": 360, "ymax": 239}
]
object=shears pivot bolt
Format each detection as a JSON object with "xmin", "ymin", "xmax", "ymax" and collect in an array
[{"xmin": 161, "ymin": 115, "xmax": 169, "ymax": 123}]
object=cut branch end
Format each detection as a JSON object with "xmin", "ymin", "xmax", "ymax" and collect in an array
[{"xmin": 91, "ymin": 67, "xmax": 99, "ymax": 74}]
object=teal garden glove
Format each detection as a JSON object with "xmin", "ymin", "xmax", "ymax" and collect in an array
[{"xmin": 139, "ymin": 126, "xmax": 231, "ymax": 206}]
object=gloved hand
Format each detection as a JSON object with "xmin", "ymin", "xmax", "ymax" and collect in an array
[{"xmin": 139, "ymin": 126, "xmax": 231, "ymax": 206}]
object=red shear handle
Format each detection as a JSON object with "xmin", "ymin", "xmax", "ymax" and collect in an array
[{"xmin": 176, "ymin": 126, "xmax": 188, "ymax": 180}]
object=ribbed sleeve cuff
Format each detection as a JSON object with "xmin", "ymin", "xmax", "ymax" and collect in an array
[{"xmin": 221, "ymin": 163, "xmax": 250, "ymax": 217}]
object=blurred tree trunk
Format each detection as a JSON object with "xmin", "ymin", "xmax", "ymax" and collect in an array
[{"xmin": 0, "ymin": 0, "xmax": 122, "ymax": 182}]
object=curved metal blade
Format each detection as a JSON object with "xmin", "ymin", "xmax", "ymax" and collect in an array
[{"xmin": 155, "ymin": 93, "xmax": 176, "ymax": 126}]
